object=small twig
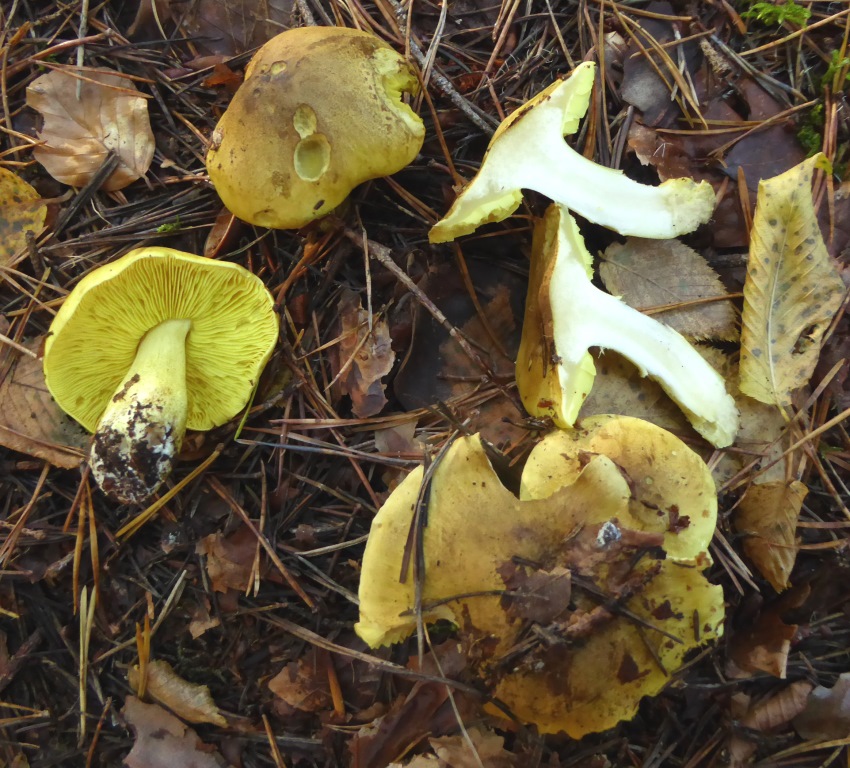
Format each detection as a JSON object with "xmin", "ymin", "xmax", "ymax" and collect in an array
[
  {"xmin": 345, "ymin": 228, "xmax": 499, "ymax": 384},
  {"xmin": 387, "ymin": 0, "xmax": 498, "ymax": 134}
]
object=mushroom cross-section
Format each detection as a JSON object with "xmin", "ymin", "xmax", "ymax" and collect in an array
[
  {"xmin": 516, "ymin": 203, "xmax": 739, "ymax": 447},
  {"xmin": 206, "ymin": 26, "xmax": 426, "ymax": 230},
  {"xmin": 428, "ymin": 61, "xmax": 715, "ymax": 243},
  {"xmin": 43, "ymin": 247, "xmax": 279, "ymax": 503}
]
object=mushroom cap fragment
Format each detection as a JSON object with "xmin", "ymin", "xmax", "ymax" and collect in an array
[
  {"xmin": 356, "ymin": 418, "xmax": 724, "ymax": 736},
  {"xmin": 43, "ymin": 247, "xmax": 279, "ymax": 433},
  {"xmin": 490, "ymin": 558, "xmax": 724, "ymax": 736},
  {"xmin": 429, "ymin": 62, "xmax": 715, "ymax": 243},
  {"xmin": 355, "ymin": 433, "xmax": 631, "ymax": 649},
  {"xmin": 521, "ymin": 415, "xmax": 718, "ymax": 560},
  {"xmin": 206, "ymin": 26, "xmax": 425, "ymax": 230}
]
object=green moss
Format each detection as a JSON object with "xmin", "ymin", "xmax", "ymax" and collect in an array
[{"xmin": 741, "ymin": 1, "xmax": 810, "ymax": 26}]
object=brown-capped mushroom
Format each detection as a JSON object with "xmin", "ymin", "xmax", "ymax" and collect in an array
[{"xmin": 206, "ymin": 26, "xmax": 425, "ymax": 229}]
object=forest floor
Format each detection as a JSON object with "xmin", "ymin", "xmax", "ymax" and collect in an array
[{"xmin": 1, "ymin": 0, "xmax": 850, "ymax": 766}]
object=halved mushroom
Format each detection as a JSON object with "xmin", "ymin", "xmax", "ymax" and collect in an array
[
  {"xmin": 206, "ymin": 26, "xmax": 426, "ymax": 230},
  {"xmin": 43, "ymin": 247, "xmax": 278, "ymax": 503},
  {"xmin": 428, "ymin": 61, "xmax": 715, "ymax": 243},
  {"xmin": 516, "ymin": 203, "xmax": 738, "ymax": 447},
  {"xmin": 356, "ymin": 418, "xmax": 724, "ymax": 736}
]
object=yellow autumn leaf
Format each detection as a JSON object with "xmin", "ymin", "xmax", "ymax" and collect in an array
[
  {"xmin": 734, "ymin": 480, "xmax": 806, "ymax": 592},
  {"xmin": 0, "ymin": 167, "xmax": 47, "ymax": 267},
  {"xmin": 739, "ymin": 154, "xmax": 845, "ymax": 406}
]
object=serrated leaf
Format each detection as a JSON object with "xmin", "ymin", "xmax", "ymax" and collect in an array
[
  {"xmin": 0, "ymin": 168, "xmax": 47, "ymax": 267},
  {"xmin": 600, "ymin": 238, "xmax": 738, "ymax": 341},
  {"xmin": 740, "ymin": 154, "xmax": 845, "ymax": 406},
  {"xmin": 27, "ymin": 68, "xmax": 155, "ymax": 192}
]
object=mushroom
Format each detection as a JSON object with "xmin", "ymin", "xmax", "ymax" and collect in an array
[
  {"xmin": 43, "ymin": 247, "xmax": 279, "ymax": 503},
  {"xmin": 516, "ymin": 203, "xmax": 738, "ymax": 447},
  {"xmin": 520, "ymin": 414, "xmax": 718, "ymax": 560},
  {"xmin": 355, "ymin": 417, "xmax": 724, "ymax": 736},
  {"xmin": 428, "ymin": 61, "xmax": 715, "ymax": 243},
  {"xmin": 206, "ymin": 26, "xmax": 426, "ymax": 230}
]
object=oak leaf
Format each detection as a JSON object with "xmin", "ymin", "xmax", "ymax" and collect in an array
[
  {"xmin": 740, "ymin": 154, "xmax": 845, "ymax": 406},
  {"xmin": 27, "ymin": 68, "xmax": 155, "ymax": 192}
]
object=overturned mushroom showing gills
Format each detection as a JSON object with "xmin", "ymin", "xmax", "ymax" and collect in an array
[
  {"xmin": 43, "ymin": 248, "xmax": 279, "ymax": 503},
  {"xmin": 516, "ymin": 203, "xmax": 738, "ymax": 447},
  {"xmin": 429, "ymin": 62, "xmax": 715, "ymax": 243},
  {"xmin": 355, "ymin": 418, "xmax": 724, "ymax": 736},
  {"xmin": 206, "ymin": 26, "xmax": 425, "ymax": 230}
]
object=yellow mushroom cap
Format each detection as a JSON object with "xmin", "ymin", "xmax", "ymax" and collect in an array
[
  {"xmin": 356, "ymin": 420, "xmax": 725, "ymax": 737},
  {"xmin": 43, "ymin": 247, "xmax": 279, "ymax": 433},
  {"xmin": 206, "ymin": 26, "xmax": 425, "ymax": 229},
  {"xmin": 521, "ymin": 414, "xmax": 718, "ymax": 560}
]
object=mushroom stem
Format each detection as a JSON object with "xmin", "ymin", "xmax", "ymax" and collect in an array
[
  {"xmin": 89, "ymin": 318, "xmax": 191, "ymax": 504},
  {"xmin": 519, "ymin": 205, "xmax": 738, "ymax": 447}
]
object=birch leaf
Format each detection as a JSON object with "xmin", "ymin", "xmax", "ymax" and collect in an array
[
  {"xmin": 27, "ymin": 69, "xmax": 155, "ymax": 192},
  {"xmin": 740, "ymin": 154, "xmax": 845, "ymax": 406},
  {"xmin": 0, "ymin": 168, "xmax": 47, "ymax": 267},
  {"xmin": 600, "ymin": 238, "xmax": 738, "ymax": 341}
]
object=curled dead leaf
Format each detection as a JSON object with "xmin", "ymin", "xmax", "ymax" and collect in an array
[
  {"xmin": 734, "ymin": 480, "xmax": 806, "ymax": 592},
  {"xmin": 335, "ymin": 289, "xmax": 395, "ymax": 418},
  {"xmin": 128, "ymin": 659, "xmax": 227, "ymax": 726},
  {"xmin": 27, "ymin": 68, "xmax": 155, "ymax": 191}
]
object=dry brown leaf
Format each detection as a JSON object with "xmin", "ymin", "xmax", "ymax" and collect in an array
[
  {"xmin": 196, "ymin": 526, "xmax": 257, "ymax": 593},
  {"xmin": 0, "ymin": 338, "xmax": 88, "ymax": 468},
  {"xmin": 122, "ymin": 696, "xmax": 229, "ymax": 768},
  {"xmin": 430, "ymin": 727, "xmax": 517, "ymax": 768},
  {"xmin": 0, "ymin": 168, "xmax": 47, "ymax": 267},
  {"xmin": 726, "ymin": 587, "xmax": 809, "ymax": 679},
  {"xmin": 128, "ymin": 660, "xmax": 227, "ymax": 726},
  {"xmin": 728, "ymin": 681, "xmax": 814, "ymax": 766},
  {"xmin": 740, "ymin": 154, "xmax": 846, "ymax": 406},
  {"xmin": 793, "ymin": 673, "xmax": 850, "ymax": 740},
  {"xmin": 579, "ymin": 349, "xmax": 691, "ymax": 433},
  {"xmin": 335, "ymin": 289, "xmax": 395, "ymax": 418},
  {"xmin": 27, "ymin": 69, "xmax": 155, "ymax": 192},
  {"xmin": 743, "ymin": 680, "xmax": 814, "ymax": 732},
  {"xmin": 600, "ymin": 238, "xmax": 738, "ymax": 341},
  {"xmin": 188, "ymin": 598, "xmax": 220, "ymax": 639},
  {"xmin": 734, "ymin": 480, "xmax": 806, "ymax": 592},
  {"xmin": 268, "ymin": 650, "xmax": 332, "ymax": 714}
]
